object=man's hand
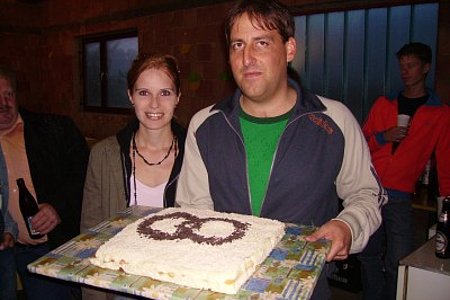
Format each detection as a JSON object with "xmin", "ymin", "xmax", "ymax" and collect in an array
[
  {"xmin": 31, "ymin": 203, "xmax": 61, "ymax": 235},
  {"xmin": 383, "ymin": 126, "xmax": 408, "ymax": 143},
  {"xmin": 305, "ymin": 220, "xmax": 352, "ymax": 262},
  {"xmin": 0, "ymin": 232, "xmax": 15, "ymax": 250}
]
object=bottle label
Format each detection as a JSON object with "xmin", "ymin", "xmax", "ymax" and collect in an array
[
  {"xmin": 27, "ymin": 216, "xmax": 41, "ymax": 236},
  {"xmin": 436, "ymin": 231, "xmax": 448, "ymax": 253}
]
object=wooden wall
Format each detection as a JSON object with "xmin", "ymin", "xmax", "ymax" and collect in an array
[{"xmin": 0, "ymin": 0, "xmax": 448, "ymax": 139}]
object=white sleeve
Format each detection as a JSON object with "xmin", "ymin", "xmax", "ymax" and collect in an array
[
  {"xmin": 175, "ymin": 106, "xmax": 214, "ymax": 211},
  {"xmin": 321, "ymin": 97, "xmax": 387, "ymax": 253}
]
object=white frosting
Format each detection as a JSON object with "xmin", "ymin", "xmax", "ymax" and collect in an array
[{"xmin": 90, "ymin": 208, "xmax": 285, "ymax": 294}]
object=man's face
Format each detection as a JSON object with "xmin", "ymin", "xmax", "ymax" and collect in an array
[
  {"xmin": 0, "ymin": 76, "xmax": 19, "ymax": 132},
  {"xmin": 398, "ymin": 55, "xmax": 430, "ymax": 89},
  {"xmin": 229, "ymin": 13, "xmax": 296, "ymax": 103}
]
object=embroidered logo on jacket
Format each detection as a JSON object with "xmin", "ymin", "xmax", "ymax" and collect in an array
[{"xmin": 308, "ymin": 114, "xmax": 334, "ymax": 135}]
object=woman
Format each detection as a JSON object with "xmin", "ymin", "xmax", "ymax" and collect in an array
[{"xmin": 81, "ymin": 54, "xmax": 186, "ymax": 232}]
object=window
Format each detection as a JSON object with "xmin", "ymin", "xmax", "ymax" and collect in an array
[
  {"xmin": 291, "ymin": 3, "xmax": 438, "ymax": 123},
  {"xmin": 82, "ymin": 30, "xmax": 138, "ymax": 112}
]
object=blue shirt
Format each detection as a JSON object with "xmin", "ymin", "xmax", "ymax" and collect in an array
[{"xmin": 0, "ymin": 144, "xmax": 18, "ymax": 240}]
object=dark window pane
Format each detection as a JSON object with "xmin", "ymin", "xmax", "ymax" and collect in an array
[
  {"xmin": 325, "ymin": 12, "xmax": 345, "ymax": 101},
  {"xmin": 344, "ymin": 9, "xmax": 365, "ymax": 121},
  {"xmin": 412, "ymin": 4, "xmax": 439, "ymax": 87},
  {"xmin": 106, "ymin": 37, "xmax": 138, "ymax": 108},
  {"xmin": 84, "ymin": 42, "xmax": 101, "ymax": 107},
  {"xmin": 82, "ymin": 31, "xmax": 138, "ymax": 112}
]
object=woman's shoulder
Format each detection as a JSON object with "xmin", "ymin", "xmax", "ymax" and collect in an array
[{"xmin": 90, "ymin": 135, "xmax": 121, "ymax": 155}]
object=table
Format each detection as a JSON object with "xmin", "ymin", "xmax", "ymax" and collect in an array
[
  {"xmin": 28, "ymin": 206, "xmax": 330, "ymax": 300},
  {"xmin": 396, "ymin": 238, "xmax": 450, "ymax": 300}
]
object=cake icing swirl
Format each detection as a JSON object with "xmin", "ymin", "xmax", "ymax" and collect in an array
[{"xmin": 137, "ymin": 211, "xmax": 249, "ymax": 245}]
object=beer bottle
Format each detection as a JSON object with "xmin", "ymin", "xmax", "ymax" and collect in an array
[
  {"xmin": 17, "ymin": 178, "xmax": 43, "ymax": 239},
  {"xmin": 435, "ymin": 197, "xmax": 450, "ymax": 258}
]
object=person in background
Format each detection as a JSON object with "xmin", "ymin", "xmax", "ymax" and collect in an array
[
  {"xmin": 175, "ymin": 1, "xmax": 386, "ymax": 299},
  {"xmin": 0, "ymin": 65, "xmax": 90, "ymax": 300},
  {"xmin": 80, "ymin": 54, "xmax": 186, "ymax": 299},
  {"xmin": 360, "ymin": 42, "xmax": 450, "ymax": 300},
  {"xmin": 0, "ymin": 149, "xmax": 19, "ymax": 300}
]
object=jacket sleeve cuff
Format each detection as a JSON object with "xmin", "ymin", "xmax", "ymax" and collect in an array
[
  {"xmin": 375, "ymin": 132, "xmax": 387, "ymax": 145},
  {"xmin": 334, "ymin": 208, "xmax": 377, "ymax": 254},
  {"xmin": 331, "ymin": 217, "xmax": 354, "ymax": 248}
]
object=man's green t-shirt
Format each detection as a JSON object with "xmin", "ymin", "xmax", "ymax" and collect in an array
[{"xmin": 239, "ymin": 108, "xmax": 291, "ymax": 216}]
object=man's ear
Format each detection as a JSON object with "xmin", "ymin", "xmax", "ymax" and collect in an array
[
  {"xmin": 286, "ymin": 37, "xmax": 297, "ymax": 63},
  {"xmin": 423, "ymin": 63, "xmax": 431, "ymax": 75}
]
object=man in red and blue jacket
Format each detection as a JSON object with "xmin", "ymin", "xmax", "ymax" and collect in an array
[{"xmin": 360, "ymin": 42, "xmax": 450, "ymax": 300}]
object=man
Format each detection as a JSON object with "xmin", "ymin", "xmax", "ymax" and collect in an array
[
  {"xmin": 360, "ymin": 42, "xmax": 450, "ymax": 300},
  {"xmin": 0, "ymin": 66, "xmax": 89, "ymax": 299},
  {"xmin": 176, "ymin": 0, "xmax": 386, "ymax": 298}
]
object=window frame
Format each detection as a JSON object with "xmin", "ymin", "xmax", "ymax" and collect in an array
[{"xmin": 81, "ymin": 29, "xmax": 138, "ymax": 114}]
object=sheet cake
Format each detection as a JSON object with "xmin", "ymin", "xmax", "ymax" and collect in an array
[{"xmin": 90, "ymin": 207, "xmax": 285, "ymax": 294}]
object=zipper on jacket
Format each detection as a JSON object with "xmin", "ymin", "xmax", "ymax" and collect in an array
[
  {"xmin": 163, "ymin": 173, "xmax": 180, "ymax": 207},
  {"xmin": 220, "ymin": 109, "xmax": 319, "ymax": 215},
  {"xmin": 220, "ymin": 111, "xmax": 254, "ymax": 213},
  {"xmin": 259, "ymin": 112, "xmax": 316, "ymax": 214},
  {"xmin": 120, "ymin": 151, "xmax": 131, "ymax": 207}
]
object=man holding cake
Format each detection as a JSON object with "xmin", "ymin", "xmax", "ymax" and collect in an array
[{"xmin": 176, "ymin": 0, "xmax": 387, "ymax": 298}]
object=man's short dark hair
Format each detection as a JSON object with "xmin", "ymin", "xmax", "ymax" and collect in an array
[
  {"xmin": 396, "ymin": 42, "xmax": 432, "ymax": 64},
  {"xmin": 224, "ymin": 0, "xmax": 295, "ymax": 46}
]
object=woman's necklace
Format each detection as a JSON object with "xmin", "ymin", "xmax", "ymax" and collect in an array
[
  {"xmin": 132, "ymin": 132, "xmax": 176, "ymax": 166},
  {"xmin": 131, "ymin": 131, "xmax": 178, "ymax": 205}
]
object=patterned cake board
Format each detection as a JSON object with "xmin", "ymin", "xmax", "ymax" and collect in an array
[{"xmin": 28, "ymin": 206, "xmax": 330, "ymax": 300}]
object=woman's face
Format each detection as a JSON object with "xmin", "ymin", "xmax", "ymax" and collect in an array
[{"xmin": 128, "ymin": 68, "xmax": 179, "ymax": 131}]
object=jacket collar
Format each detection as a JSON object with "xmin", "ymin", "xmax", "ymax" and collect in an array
[
  {"xmin": 211, "ymin": 78, "xmax": 326, "ymax": 119},
  {"xmin": 116, "ymin": 118, "xmax": 139, "ymax": 154},
  {"xmin": 388, "ymin": 88, "xmax": 442, "ymax": 107}
]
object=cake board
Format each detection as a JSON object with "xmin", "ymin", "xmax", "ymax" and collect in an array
[{"xmin": 28, "ymin": 206, "xmax": 331, "ymax": 300}]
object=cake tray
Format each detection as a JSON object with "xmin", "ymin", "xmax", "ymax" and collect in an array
[{"xmin": 28, "ymin": 206, "xmax": 331, "ymax": 300}]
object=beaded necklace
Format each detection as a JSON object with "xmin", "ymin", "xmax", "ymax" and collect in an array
[
  {"xmin": 131, "ymin": 132, "xmax": 178, "ymax": 205},
  {"xmin": 132, "ymin": 133, "xmax": 175, "ymax": 166}
]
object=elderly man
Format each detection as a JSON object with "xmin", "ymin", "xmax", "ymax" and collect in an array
[{"xmin": 0, "ymin": 66, "xmax": 89, "ymax": 300}]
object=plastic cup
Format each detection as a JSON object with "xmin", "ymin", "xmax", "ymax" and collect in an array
[{"xmin": 397, "ymin": 114, "xmax": 410, "ymax": 127}]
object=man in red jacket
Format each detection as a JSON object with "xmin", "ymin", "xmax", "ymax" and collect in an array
[{"xmin": 359, "ymin": 42, "xmax": 450, "ymax": 300}]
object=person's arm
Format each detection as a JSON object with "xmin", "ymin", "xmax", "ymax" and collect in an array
[
  {"xmin": 31, "ymin": 116, "xmax": 90, "ymax": 242},
  {"xmin": 0, "ymin": 146, "xmax": 18, "ymax": 246},
  {"xmin": 362, "ymin": 96, "xmax": 399, "ymax": 150},
  {"xmin": 435, "ymin": 106, "xmax": 450, "ymax": 197},
  {"xmin": 0, "ymin": 209, "xmax": 17, "ymax": 250},
  {"xmin": 307, "ymin": 100, "xmax": 386, "ymax": 261},
  {"xmin": 80, "ymin": 144, "xmax": 105, "ymax": 233},
  {"xmin": 175, "ymin": 107, "xmax": 214, "ymax": 210},
  {"xmin": 335, "ymin": 102, "xmax": 386, "ymax": 252}
]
